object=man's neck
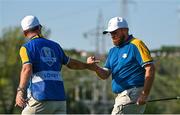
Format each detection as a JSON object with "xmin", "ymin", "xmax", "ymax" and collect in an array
[
  {"xmin": 27, "ymin": 32, "xmax": 40, "ymax": 39},
  {"xmin": 125, "ymin": 34, "xmax": 129, "ymax": 42}
]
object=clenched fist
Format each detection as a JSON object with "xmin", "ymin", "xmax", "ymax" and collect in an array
[{"xmin": 87, "ymin": 56, "xmax": 100, "ymax": 64}]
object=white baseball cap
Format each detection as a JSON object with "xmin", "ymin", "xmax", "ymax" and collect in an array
[
  {"xmin": 103, "ymin": 17, "xmax": 128, "ymax": 34},
  {"xmin": 21, "ymin": 15, "xmax": 41, "ymax": 31}
]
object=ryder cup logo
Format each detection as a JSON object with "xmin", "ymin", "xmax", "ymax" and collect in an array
[
  {"xmin": 40, "ymin": 47, "xmax": 56, "ymax": 66},
  {"xmin": 122, "ymin": 53, "xmax": 127, "ymax": 59}
]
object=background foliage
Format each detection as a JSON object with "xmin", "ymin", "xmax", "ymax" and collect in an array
[{"xmin": 0, "ymin": 27, "xmax": 180, "ymax": 114}]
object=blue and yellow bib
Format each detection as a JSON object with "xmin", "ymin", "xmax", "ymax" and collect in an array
[{"xmin": 19, "ymin": 35, "xmax": 70, "ymax": 101}]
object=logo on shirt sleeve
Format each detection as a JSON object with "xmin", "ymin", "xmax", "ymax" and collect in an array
[{"xmin": 40, "ymin": 47, "xmax": 57, "ymax": 66}]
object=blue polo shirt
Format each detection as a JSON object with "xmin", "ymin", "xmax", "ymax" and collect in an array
[
  {"xmin": 104, "ymin": 35, "xmax": 153, "ymax": 94},
  {"xmin": 19, "ymin": 34, "xmax": 70, "ymax": 101}
]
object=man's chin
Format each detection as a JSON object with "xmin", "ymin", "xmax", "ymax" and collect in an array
[
  {"xmin": 113, "ymin": 44, "xmax": 119, "ymax": 46},
  {"xmin": 113, "ymin": 42, "xmax": 120, "ymax": 46}
]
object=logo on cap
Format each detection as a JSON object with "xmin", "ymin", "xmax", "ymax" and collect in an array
[{"xmin": 103, "ymin": 16, "xmax": 128, "ymax": 34}]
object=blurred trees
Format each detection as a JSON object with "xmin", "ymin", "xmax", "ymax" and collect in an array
[
  {"xmin": 145, "ymin": 49, "xmax": 180, "ymax": 113},
  {"xmin": 145, "ymin": 73, "xmax": 180, "ymax": 113},
  {"xmin": 0, "ymin": 26, "xmax": 180, "ymax": 113},
  {"xmin": 156, "ymin": 57, "xmax": 180, "ymax": 78},
  {"xmin": 0, "ymin": 27, "xmax": 24, "ymax": 113}
]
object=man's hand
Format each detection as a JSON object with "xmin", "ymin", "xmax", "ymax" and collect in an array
[
  {"xmin": 15, "ymin": 91, "xmax": 26, "ymax": 108},
  {"xmin": 136, "ymin": 93, "xmax": 148, "ymax": 105},
  {"xmin": 15, "ymin": 63, "xmax": 32, "ymax": 108},
  {"xmin": 136, "ymin": 64, "xmax": 155, "ymax": 105},
  {"xmin": 87, "ymin": 56, "xmax": 100, "ymax": 64},
  {"xmin": 87, "ymin": 56, "xmax": 110, "ymax": 80}
]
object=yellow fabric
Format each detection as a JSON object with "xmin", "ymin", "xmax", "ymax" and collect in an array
[
  {"xmin": 31, "ymin": 34, "xmax": 44, "ymax": 39},
  {"xmin": 20, "ymin": 46, "xmax": 29, "ymax": 64},
  {"xmin": 131, "ymin": 38, "xmax": 153, "ymax": 63}
]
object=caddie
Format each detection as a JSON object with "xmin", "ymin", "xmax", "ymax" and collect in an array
[{"xmin": 15, "ymin": 15, "xmax": 93, "ymax": 114}]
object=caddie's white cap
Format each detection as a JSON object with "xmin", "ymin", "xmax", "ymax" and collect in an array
[
  {"xmin": 21, "ymin": 15, "xmax": 41, "ymax": 31},
  {"xmin": 103, "ymin": 17, "xmax": 128, "ymax": 34}
]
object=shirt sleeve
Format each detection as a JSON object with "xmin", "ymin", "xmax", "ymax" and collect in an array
[
  {"xmin": 132, "ymin": 40, "xmax": 153, "ymax": 67},
  {"xmin": 104, "ymin": 49, "xmax": 112, "ymax": 70},
  {"xmin": 58, "ymin": 45, "xmax": 70, "ymax": 65},
  {"xmin": 19, "ymin": 46, "xmax": 31, "ymax": 64},
  {"xmin": 62, "ymin": 52, "xmax": 70, "ymax": 65}
]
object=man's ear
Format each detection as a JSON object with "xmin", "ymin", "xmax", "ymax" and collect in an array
[{"xmin": 23, "ymin": 31, "xmax": 28, "ymax": 37}]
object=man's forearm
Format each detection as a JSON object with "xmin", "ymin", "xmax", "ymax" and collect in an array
[
  {"xmin": 93, "ymin": 65, "xmax": 110, "ymax": 80},
  {"xmin": 142, "ymin": 64, "xmax": 155, "ymax": 97},
  {"xmin": 142, "ymin": 75, "xmax": 154, "ymax": 97},
  {"xmin": 18, "ymin": 64, "xmax": 32, "ymax": 90},
  {"xmin": 19, "ymin": 72, "xmax": 30, "ymax": 90},
  {"xmin": 136, "ymin": 64, "xmax": 155, "ymax": 105},
  {"xmin": 15, "ymin": 64, "xmax": 32, "ymax": 108},
  {"xmin": 66, "ymin": 58, "xmax": 90, "ymax": 70}
]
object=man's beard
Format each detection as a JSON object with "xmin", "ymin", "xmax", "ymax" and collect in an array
[{"xmin": 114, "ymin": 35, "xmax": 126, "ymax": 46}]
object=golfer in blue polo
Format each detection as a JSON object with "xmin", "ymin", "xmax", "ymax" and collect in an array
[{"xmin": 87, "ymin": 16, "xmax": 155, "ymax": 114}]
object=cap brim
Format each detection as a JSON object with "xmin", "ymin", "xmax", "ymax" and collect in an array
[
  {"xmin": 103, "ymin": 28, "xmax": 111, "ymax": 34},
  {"xmin": 103, "ymin": 27, "xmax": 119, "ymax": 35},
  {"xmin": 103, "ymin": 31, "xmax": 108, "ymax": 34}
]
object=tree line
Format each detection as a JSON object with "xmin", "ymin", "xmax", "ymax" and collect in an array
[{"xmin": 0, "ymin": 27, "xmax": 180, "ymax": 113}]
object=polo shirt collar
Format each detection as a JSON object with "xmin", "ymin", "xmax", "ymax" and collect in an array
[
  {"xmin": 117, "ymin": 34, "xmax": 134, "ymax": 47},
  {"xmin": 31, "ymin": 34, "xmax": 44, "ymax": 39}
]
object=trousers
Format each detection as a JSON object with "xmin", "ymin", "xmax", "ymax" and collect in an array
[
  {"xmin": 22, "ymin": 97, "xmax": 66, "ymax": 114},
  {"xmin": 111, "ymin": 87, "xmax": 146, "ymax": 115}
]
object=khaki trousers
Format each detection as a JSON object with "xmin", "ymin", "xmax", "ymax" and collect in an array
[
  {"xmin": 111, "ymin": 87, "xmax": 146, "ymax": 115},
  {"xmin": 22, "ymin": 97, "xmax": 66, "ymax": 114}
]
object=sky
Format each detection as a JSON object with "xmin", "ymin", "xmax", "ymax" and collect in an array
[{"xmin": 0, "ymin": 0, "xmax": 180, "ymax": 53}]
